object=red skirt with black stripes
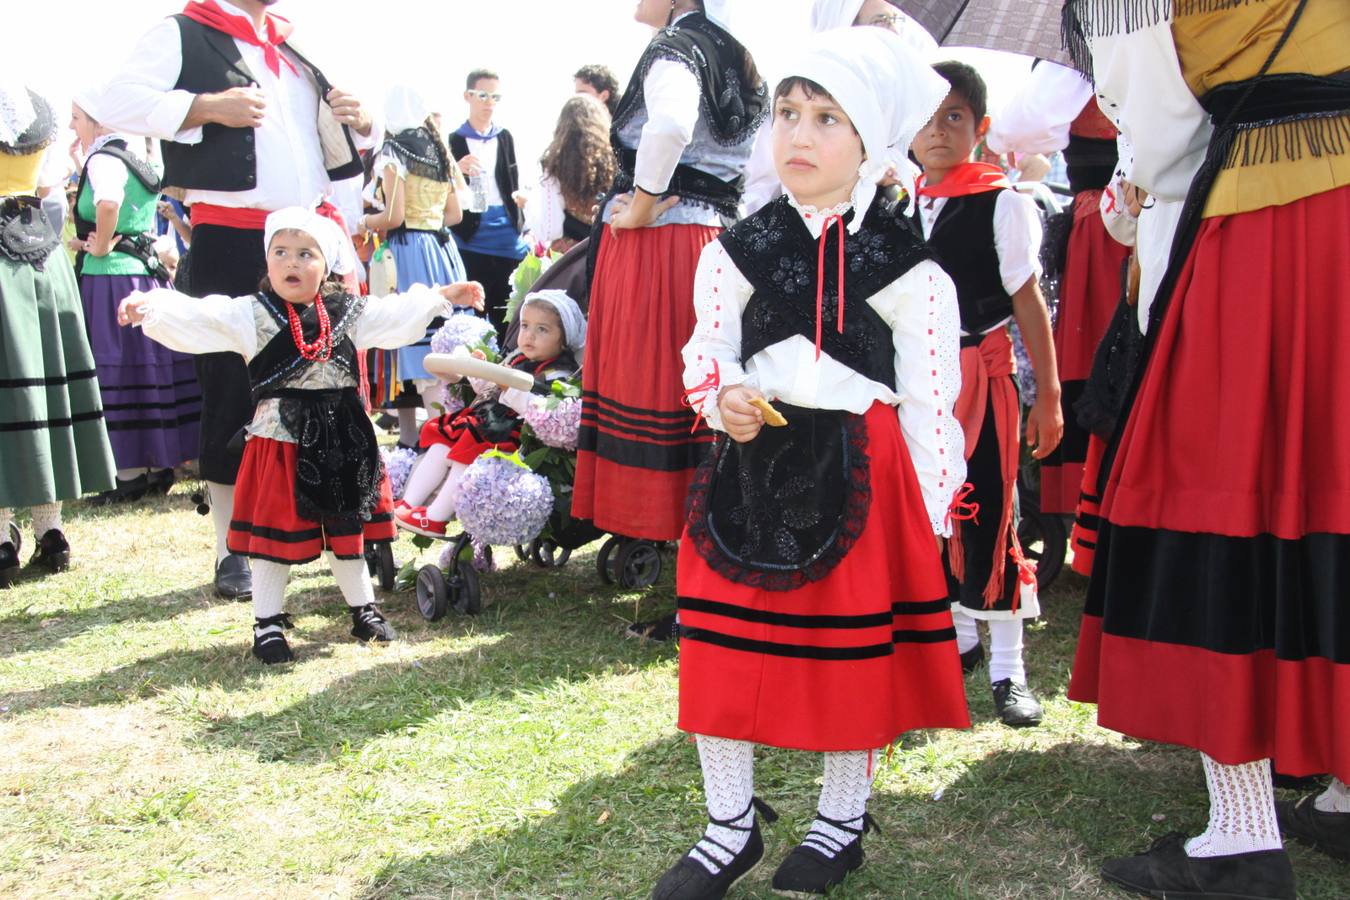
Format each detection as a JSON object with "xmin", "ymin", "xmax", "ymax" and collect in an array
[
  {"xmin": 676, "ymin": 402, "xmax": 971, "ymax": 752},
  {"xmin": 419, "ymin": 405, "xmax": 521, "ymax": 464},
  {"xmin": 227, "ymin": 436, "xmax": 396, "ymax": 564}
]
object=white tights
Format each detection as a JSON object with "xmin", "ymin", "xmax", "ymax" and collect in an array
[
  {"xmin": 251, "ymin": 552, "xmax": 375, "ymax": 635},
  {"xmin": 400, "ymin": 443, "xmax": 468, "ymax": 521},
  {"xmin": 951, "ymin": 609, "xmax": 1028, "ymax": 684}
]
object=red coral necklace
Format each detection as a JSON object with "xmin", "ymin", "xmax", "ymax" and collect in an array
[{"xmin": 286, "ymin": 296, "xmax": 332, "ymax": 362}]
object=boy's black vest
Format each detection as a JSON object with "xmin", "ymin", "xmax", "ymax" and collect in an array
[
  {"xmin": 914, "ymin": 191, "xmax": 1014, "ymax": 336},
  {"xmin": 160, "ymin": 15, "xmax": 364, "ymax": 193},
  {"xmin": 448, "ymin": 129, "xmax": 522, "ymax": 241}
]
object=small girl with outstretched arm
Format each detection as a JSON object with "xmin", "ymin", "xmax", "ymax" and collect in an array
[
  {"xmin": 119, "ymin": 208, "xmax": 483, "ymax": 664},
  {"xmin": 395, "ymin": 290, "xmax": 586, "ymax": 537}
]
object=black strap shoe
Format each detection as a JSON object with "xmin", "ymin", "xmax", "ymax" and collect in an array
[
  {"xmin": 89, "ymin": 473, "xmax": 150, "ymax": 507},
  {"xmin": 652, "ymin": 797, "xmax": 778, "ymax": 900},
  {"xmin": 351, "ymin": 604, "xmax": 396, "ymax": 643},
  {"xmin": 31, "ymin": 528, "xmax": 70, "ymax": 573},
  {"xmin": 771, "ymin": 811, "xmax": 878, "ymax": 895},
  {"xmin": 1276, "ymin": 794, "xmax": 1350, "ymax": 861},
  {"xmin": 0, "ymin": 540, "xmax": 19, "ymax": 588},
  {"xmin": 214, "ymin": 554, "xmax": 252, "ymax": 600},
  {"xmin": 1101, "ymin": 831, "xmax": 1295, "ymax": 899},
  {"xmin": 992, "ymin": 678, "xmax": 1043, "ymax": 727},
  {"xmin": 252, "ymin": 613, "xmax": 295, "ymax": 664}
]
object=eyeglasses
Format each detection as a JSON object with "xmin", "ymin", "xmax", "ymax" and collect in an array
[
  {"xmin": 867, "ymin": 12, "xmax": 902, "ymax": 30},
  {"xmin": 468, "ymin": 90, "xmax": 503, "ymax": 102}
]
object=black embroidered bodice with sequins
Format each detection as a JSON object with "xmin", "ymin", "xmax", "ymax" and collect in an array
[
  {"xmin": 249, "ymin": 291, "xmax": 365, "ymax": 404},
  {"xmin": 718, "ymin": 195, "xmax": 934, "ymax": 392}
]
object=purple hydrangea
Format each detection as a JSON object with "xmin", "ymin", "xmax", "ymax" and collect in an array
[
  {"xmin": 381, "ymin": 445, "xmax": 419, "ymax": 499},
  {"xmin": 522, "ymin": 396, "xmax": 582, "ymax": 450},
  {"xmin": 428, "ymin": 382, "xmax": 466, "ymax": 417},
  {"xmin": 453, "ymin": 455, "xmax": 554, "ymax": 546},
  {"xmin": 430, "ymin": 313, "xmax": 499, "ymax": 356}
]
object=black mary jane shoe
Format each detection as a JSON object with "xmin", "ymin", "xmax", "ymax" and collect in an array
[
  {"xmin": 252, "ymin": 613, "xmax": 296, "ymax": 664},
  {"xmin": 89, "ymin": 473, "xmax": 150, "ymax": 507},
  {"xmin": 771, "ymin": 812, "xmax": 878, "ymax": 896},
  {"xmin": 959, "ymin": 642, "xmax": 985, "ymax": 674},
  {"xmin": 992, "ymin": 678, "xmax": 1043, "ymax": 728},
  {"xmin": 652, "ymin": 797, "xmax": 779, "ymax": 900},
  {"xmin": 351, "ymin": 604, "xmax": 396, "ymax": 643},
  {"xmin": 31, "ymin": 528, "xmax": 70, "ymax": 573},
  {"xmin": 626, "ymin": 611, "xmax": 680, "ymax": 644},
  {"xmin": 1101, "ymin": 831, "xmax": 1296, "ymax": 900},
  {"xmin": 214, "ymin": 554, "xmax": 252, "ymax": 600},
  {"xmin": 1276, "ymin": 794, "xmax": 1350, "ymax": 861}
]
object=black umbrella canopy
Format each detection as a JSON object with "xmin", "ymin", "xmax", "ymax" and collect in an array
[{"xmin": 898, "ymin": 0, "xmax": 1071, "ymax": 66}]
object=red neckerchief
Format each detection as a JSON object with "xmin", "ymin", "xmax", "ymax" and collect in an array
[
  {"xmin": 915, "ymin": 162, "xmax": 1011, "ymax": 199},
  {"xmin": 180, "ymin": 0, "xmax": 298, "ymax": 78}
]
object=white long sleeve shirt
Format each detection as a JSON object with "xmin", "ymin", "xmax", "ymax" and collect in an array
[
  {"xmin": 682, "ymin": 199, "xmax": 965, "ymax": 536},
  {"xmin": 986, "ymin": 63, "xmax": 1095, "ymax": 156}
]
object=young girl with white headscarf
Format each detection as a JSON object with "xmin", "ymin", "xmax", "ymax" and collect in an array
[
  {"xmin": 655, "ymin": 27, "xmax": 966, "ymax": 899},
  {"xmin": 120, "ymin": 208, "xmax": 483, "ymax": 664}
]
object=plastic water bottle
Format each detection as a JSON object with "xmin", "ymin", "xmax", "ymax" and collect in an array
[{"xmin": 466, "ymin": 170, "xmax": 489, "ymax": 214}]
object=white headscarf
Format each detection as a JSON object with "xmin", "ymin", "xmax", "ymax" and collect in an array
[
  {"xmin": 72, "ymin": 83, "xmax": 107, "ymax": 125},
  {"xmin": 383, "ymin": 84, "xmax": 432, "ymax": 135},
  {"xmin": 783, "ymin": 26, "xmax": 950, "ymax": 229},
  {"xmin": 264, "ymin": 206, "xmax": 357, "ymax": 276},
  {"xmin": 810, "ymin": 0, "xmax": 938, "ymax": 58},
  {"xmin": 523, "ymin": 290, "xmax": 587, "ymax": 353},
  {"xmin": 701, "ymin": 0, "xmax": 735, "ymax": 32},
  {"xmin": 0, "ymin": 79, "xmax": 38, "ymax": 146}
]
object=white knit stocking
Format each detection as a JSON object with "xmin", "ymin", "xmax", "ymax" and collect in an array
[
  {"xmin": 1185, "ymin": 754, "xmax": 1282, "ymax": 857},
  {"xmin": 327, "ymin": 552, "xmax": 375, "ymax": 608},
  {"xmin": 401, "ymin": 444, "xmax": 450, "ymax": 507},
  {"xmin": 30, "ymin": 502, "xmax": 62, "ymax": 538},
  {"xmin": 206, "ymin": 481, "xmax": 235, "ymax": 561},
  {"xmin": 1315, "ymin": 778, "xmax": 1350, "ymax": 814},
  {"xmin": 988, "ymin": 618, "xmax": 1027, "ymax": 684},
  {"xmin": 250, "ymin": 559, "xmax": 290, "ymax": 635},
  {"xmin": 802, "ymin": 749, "xmax": 880, "ymax": 859},
  {"xmin": 691, "ymin": 735, "xmax": 756, "ymax": 876},
  {"xmin": 952, "ymin": 607, "xmax": 980, "ymax": 654},
  {"xmin": 412, "ymin": 378, "xmax": 441, "ymax": 416},
  {"xmin": 425, "ymin": 461, "xmax": 469, "ymax": 522}
]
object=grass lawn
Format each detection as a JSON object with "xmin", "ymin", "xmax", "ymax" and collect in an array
[{"xmin": 0, "ymin": 487, "xmax": 1346, "ymax": 899}]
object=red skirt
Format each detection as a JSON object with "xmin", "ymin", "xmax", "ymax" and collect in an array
[
  {"xmin": 227, "ymin": 436, "xmax": 396, "ymax": 564},
  {"xmin": 677, "ymin": 403, "xmax": 970, "ymax": 752},
  {"xmin": 574, "ymin": 224, "xmax": 718, "ymax": 540},
  {"xmin": 1041, "ymin": 191, "xmax": 1131, "ymax": 514},
  {"xmin": 1070, "ymin": 185, "xmax": 1350, "ymax": 780},
  {"xmin": 420, "ymin": 406, "xmax": 520, "ymax": 464}
]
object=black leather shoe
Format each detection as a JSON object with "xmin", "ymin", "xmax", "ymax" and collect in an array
[
  {"xmin": 992, "ymin": 678, "xmax": 1043, "ymax": 727},
  {"xmin": 960, "ymin": 643, "xmax": 985, "ymax": 674},
  {"xmin": 652, "ymin": 797, "xmax": 778, "ymax": 900},
  {"xmin": 89, "ymin": 473, "xmax": 150, "ymax": 506},
  {"xmin": 1101, "ymin": 831, "xmax": 1295, "ymax": 899},
  {"xmin": 214, "ymin": 554, "xmax": 252, "ymax": 600},
  {"xmin": 0, "ymin": 541, "xmax": 19, "ymax": 588},
  {"xmin": 1276, "ymin": 794, "xmax": 1350, "ymax": 861},
  {"xmin": 351, "ymin": 604, "xmax": 396, "ymax": 643},
  {"xmin": 252, "ymin": 613, "xmax": 295, "ymax": 664},
  {"xmin": 31, "ymin": 529, "xmax": 70, "ymax": 573},
  {"xmin": 626, "ymin": 611, "xmax": 679, "ymax": 644},
  {"xmin": 147, "ymin": 468, "xmax": 176, "ymax": 495},
  {"xmin": 771, "ymin": 812, "xmax": 878, "ymax": 895}
]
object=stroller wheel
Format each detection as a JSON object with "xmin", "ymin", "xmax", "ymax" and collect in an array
[
  {"xmin": 514, "ymin": 544, "xmax": 530, "ymax": 562},
  {"xmin": 415, "ymin": 564, "xmax": 448, "ymax": 621},
  {"xmin": 618, "ymin": 540, "xmax": 662, "ymax": 589},
  {"xmin": 1017, "ymin": 508, "xmax": 1067, "ymax": 592},
  {"xmin": 449, "ymin": 562, "xmax": 482, "ymax": 615},
  {"xmin": 596, "ymin": 536, "xmax": 622, "ymax": 584},
  {"xmin": 374, "ymin": 542, "xmax": 397, "ymax": 592},
  {"xmin": 531, "ymin": 538, "xmax": 571, "ymax": 569}
]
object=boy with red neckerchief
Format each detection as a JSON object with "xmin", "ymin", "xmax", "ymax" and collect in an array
[{"xmin": 911, "ymin": 61, "xmax": 1063, "ymax": 729}]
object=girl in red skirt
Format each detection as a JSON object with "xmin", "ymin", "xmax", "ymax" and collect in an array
[
  {"xmin": 120, "ymin": 207, "xmax": 483, "ymax": 664},
  {"xmin": 395, "ymin": 290, "xmax": 585, "ymax": 537},
  {"xmin": 653, "ymin": 29, "xmax": 968, "ymax": 899}
]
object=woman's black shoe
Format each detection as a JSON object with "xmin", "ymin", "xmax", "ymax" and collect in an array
[
  {"xmin": 0, "ymin": 541, "xmax": 19, "ymax": 588},
  {"xmin": 351, "ymin": 604, "xmax": 396, "ymax": 642},
  {"xmin": 992, "ymin": 678, "xmax": 1043, "ymax": 727},
  {"xmin": 771, "ymin": 812, "xmax": 878, "ymax": 895},
  {"xmin": 652, "ymin": 797, "xmax": 778, "ymax": 900},
  {"xmin": 1100, "ymin": 831, "xmax": 1295, "ymax": 899},
  {"xmin": 626, "ymin": 611, "xmax": 679, "ymax": 644},
  {"xmin": 1276, "ymin": 794, "xmax": 1350, "ymax": 861},
  {"xmin": 31, "ymin": 529, "xmax": 70, "ymax": 573},
  {"xmin": 252, "ymin": 613, "xmax": 295, "ymax": 664},
  {"xmin": 89, "ymin": 473, "xmax": 150, "ymax": 506},
  {"xmin": 147, "ymin": 468, "xmax": 177, "ymax": 495}
]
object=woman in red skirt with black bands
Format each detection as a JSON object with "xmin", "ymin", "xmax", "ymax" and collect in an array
[
  {"xmin": 121, "ymin": 208, "xmax": 484, "ymax": 664},
  {"xmin": 1064, "ymin": 1, "xmax": 1350, "ymax": 896},
  {"xmin": 573, "ymin": 0, "xmax": 767, "ymax": 563},
  {"xmin": 652, "ymin": 29, "xmax": 968, "ymax": 899}
]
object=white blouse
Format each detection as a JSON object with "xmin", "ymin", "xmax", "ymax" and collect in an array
[
  {"xmin": 682, "ymin": 199, "xmax": 966, "ymax": 536},
  {"xmin": 985, "ymin": 62, "xmax": 1095, "ymax": 157},
  {"xmin": 84, "ymin": 133, "xmax": 140, "ymax": 206},
  {"xmin": 524, "ymin": 175, "xmax": 568, "ymax": 245}
]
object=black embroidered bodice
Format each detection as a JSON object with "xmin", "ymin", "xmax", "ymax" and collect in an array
[
  {"xmin": 719, "ymin": 195, "xmax": 934, "ymax": 393},
  {"xmin": 249, "ymin": 291, "xmax": 366, "ymax": 404}
]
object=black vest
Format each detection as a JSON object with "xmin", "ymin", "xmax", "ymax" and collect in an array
[
  {"xmin": 160, "ymin": 15, "xmax": 363, "ymax": 193},
  {"xmin": 720, "ymin": 196, "xmax": 934, "ymax": 393},
  {"xmin": 248, "ymin": 291, "xmax": 365, "ymax": 403},
  {"xmin": 447, "ymin": 129, "xmax": 523, "ymax": 241},
  {"xmin": 916, "ymin": 191, "xmax": 1014, "ymax": 335}
]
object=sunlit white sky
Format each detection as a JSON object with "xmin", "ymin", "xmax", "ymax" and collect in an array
[{"xmin": 12, "ymin": 0, "xmax": 1030, "ymax": 186}]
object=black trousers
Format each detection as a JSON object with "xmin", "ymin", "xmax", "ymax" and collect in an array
[
  {"xmin": 458, "ymin": 248, "xmax": 525, "ymax": 339},
  {"xmin": 184, "ymin": 224, "xmax": 266, "ymax": 484}
]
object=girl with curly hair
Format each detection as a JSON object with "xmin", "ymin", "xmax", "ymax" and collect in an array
[{"xmin": 528, "ymin": 94, "xmax": 615, "ymax": 254}]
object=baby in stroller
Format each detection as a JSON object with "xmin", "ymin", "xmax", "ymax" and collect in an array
[{"xmin": 395, "ymin": 290, "xmax": 586, "ymax": 537}]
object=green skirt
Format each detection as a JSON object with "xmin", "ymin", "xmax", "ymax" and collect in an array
[{"xmin": 0, "ymin": 249, "xmax": 115, "ymax": 507}]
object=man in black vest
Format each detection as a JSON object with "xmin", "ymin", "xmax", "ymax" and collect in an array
[
  {"xmin": 102, "ymin": 0, "xmax": 377, "ymax": 599},
  {"xmin": 449, "ymin": 68, "xmax": 529, "ymax": 337}
]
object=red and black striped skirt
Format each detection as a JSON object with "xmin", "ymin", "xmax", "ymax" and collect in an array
[
  {"xmin": 677, "ymin": 403, "xmax": 970, "ymax": 752},
  {"xmin": 227, "ymin": 436, "xmax": 396, "ymax": 564},
  {"xmin": 420, "ymin": 406, "xmax": 521, "ymax": 464}
]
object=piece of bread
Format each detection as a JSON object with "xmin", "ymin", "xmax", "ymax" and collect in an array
[{"xmin": 749, "ymin": 396, "xmax": 788, "ymax": 427}]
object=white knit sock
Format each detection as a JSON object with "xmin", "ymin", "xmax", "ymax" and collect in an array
[
  {"xmin": 691, "ymin": 735, "xmax": 756, "ymax": 876},
  {"xmin": 802, "ymin": 749, "xmax": 880, "ymax": 859},
  {"xmin": 0, "ymin": 508, "xmax": 13, "ymax": 546},
  {"xmin": 401, "ymin": 444, "xmax": 450, "ymax": 507},
  {"xmin": 988, "ymin": 617, "xmax": 1027, "ymax": 684},
  {"xmin": 116, "ymin": 467, "xmax": 150, "ymax": 481},
  {"xmin": 1315, "ymin": 778, "xmax": 1350, "ymax": 814},
  {"xmin": 397, "ymin": 408, "xmax": 419, "ymax": 446},
  {"xmin": 250, "ymin": 559, "xmax": 290, "ymax": 636},
  {"xmin": 206, "ymin": 481, "xmax": 235, "ymax": 562},
  {"xmin": 952, "ymin": 608, "xmax": 980, "ymax": 654},
  {"xmin": 327, "ymin": 551, "xmax": 375, "ymax": 608},
  {"xmin": 425, "ymin": 461, "xmax": 469, "ymax": 522},
  {"xmin": 1185, "ymin": 754, "xmax": 1282, "ymax": 857},
  {"xmin": 30, "ymin": 502, "xmax": 62, "ymax": 538},
  {"xmin": 413, "ymin": 378, "xmax": 441, "ymax": 416}
]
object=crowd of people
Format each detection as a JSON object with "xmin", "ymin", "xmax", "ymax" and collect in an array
[{"xmin": 0, "ymin": 0, "xmax": 1345, "ymax": 897}]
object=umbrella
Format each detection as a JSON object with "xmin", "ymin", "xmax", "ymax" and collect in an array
[{"xmin": 897, "ymin": 0, "xmax": 1071, "ymax": 66}]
